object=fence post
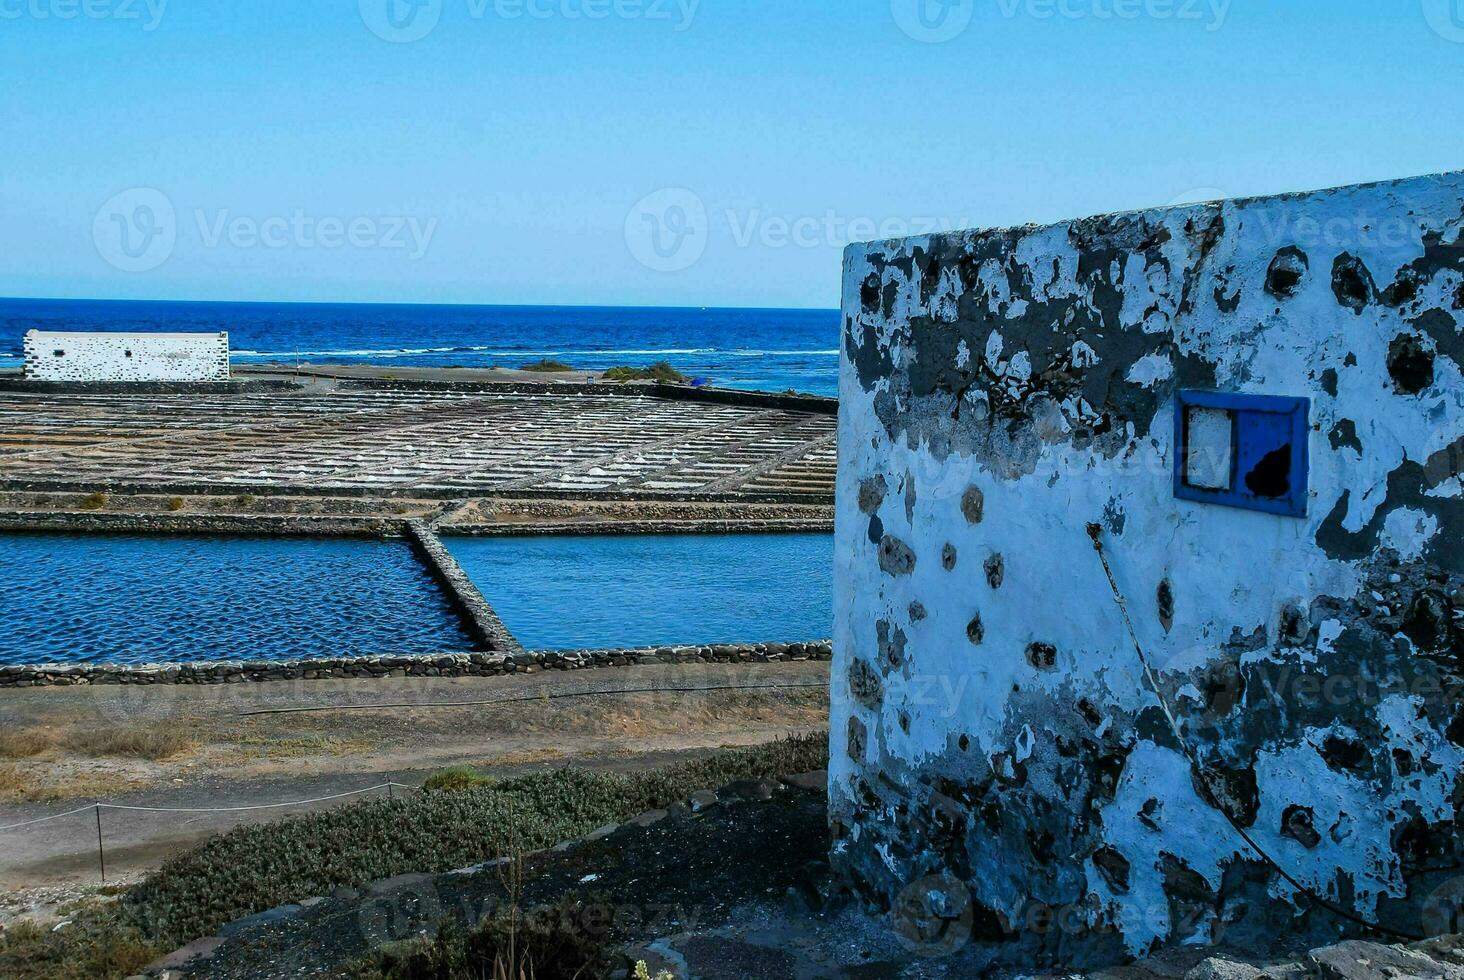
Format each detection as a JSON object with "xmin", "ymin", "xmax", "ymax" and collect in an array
[{"xmin": 95, "ymin": 805, "xmax": 106, "ymax": 886}]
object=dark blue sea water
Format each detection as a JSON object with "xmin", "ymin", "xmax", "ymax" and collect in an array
[
  {"xmin": 0, "ymin": 298, "xmax": 841, "ymax": 396},
  {"xmin": 446, "ymin": 533, "xmax": 833, "ymax": 651},
  {"xmin": 0, "ymin": 533, "xmax": 474, "ymax": 665}
]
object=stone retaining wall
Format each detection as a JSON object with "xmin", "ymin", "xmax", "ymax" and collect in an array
[
  {"xmin": 441, "ymin": 518, "xmax": 834, "ymax": 537},
  {"xmin": 0, "ymin": 379, "xmax": 294, "ymax": 395},
  {"xmin": 0, "ymin": 511, "xmax": 400, "ymax": 538},
  {"xmin": 0, "ymin": 511, "xmax": 832, "ymax": 540},
  {"xmin": 323, "ymin": 376, "xmax": 839, "ymax": 415},
  {"xmin": 0, "ymin": 478, "xmax": 829, "ymax": 507},
  {"xmin": 0, "ymin": 641, "xmax": 833, "ymax": 687}
]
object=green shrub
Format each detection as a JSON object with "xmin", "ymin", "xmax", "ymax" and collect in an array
[
  {"xmin": 234, "ymin": 493, "xmax": 257, "ymax": 509},
  {"xmin": 78, "ymin": 492, "xmax": 107, "ymax": 511},
  {"xmin": 601, "ymin": 361, "xmax": 687, "ymax": 384},
  {"xmin": 122, "ymin": 734, "xmax": 825, "ymax": 948},
  {"xmin": 519, "ymin": 359, "xmax": 573, "ymax": 373},
  {"xmin": 166, "ymin": 497, "xmax": 186, "ymax": 512},
  {"xmin": 422, "ymin": 766, "xmax": 498, "ymax": 793}
]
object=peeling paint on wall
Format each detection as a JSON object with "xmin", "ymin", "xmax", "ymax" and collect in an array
[{"xmin": 831, "ymin": 172, "xmax": 1464, "ymax": 965}]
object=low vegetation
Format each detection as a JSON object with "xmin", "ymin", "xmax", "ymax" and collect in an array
[
  {"xmin": 601, "ymin": 361, "xmax": 687, "ymax": 384},
  {"xmin": 78, "ymin": 491, "xmax": 107, "ymax": 511},
  {"xmin": 0, "ymin": 737, "xmax": 824, "ymax": 980},
  {"xmin": 166, "ymin": 496, "xmax": 186, "ymax": 512},
  {"xmin": 519, "ymin": 359, "xmax": 574, "ymax": 373},
  {"xmin": 126, "ymin": 734, "xmax": 823, "ymax": 947},
  {"xmin": 0, "ymin": 911, "xmax": 159, "ymax": 980}
]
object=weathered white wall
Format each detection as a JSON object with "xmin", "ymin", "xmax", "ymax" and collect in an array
[
  {"xmin": 23, "ymin": 331, "xmax": 230, "ymax": 382},
  {"xmin": 832, "ymin": 172, "xmax": 1464, "ymax": 964}
]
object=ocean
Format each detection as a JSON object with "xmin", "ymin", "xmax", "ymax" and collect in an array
[{"xmin": 0, "ymin": 298, "xmax": 842, "ymax": 397}]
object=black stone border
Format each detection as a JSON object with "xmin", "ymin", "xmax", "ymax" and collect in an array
[
  {"xmin": 0, "ymin": 511, "xmax": 399, "ymax": 538},
  {"xmin": 282, "ymin": 374, "xmax": 838, "ymax": 416},
  {"xmin": 0, "ymin": 511, "xmax": 832, "ymax": 539},
  {"xmin": 439, "ymin": 518, "xmax": 834, "ymax": 537},
  {"xmin": 0, "ymin": 379, "xmax": 296, "ymax": 395},
  {"xmin": 0, "ymin": 373, "xmax": 836, "ymax": 414},
  {"xmin": 0, "ymin": 479, "xmax": 830, "ymax": 505},
  {"xmin": 0, "ymin": 641, "xmax": 833, "ymax": 687}
]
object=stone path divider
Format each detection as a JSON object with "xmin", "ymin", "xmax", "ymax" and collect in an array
[{"xmin": 403, "ymin": 519, "xmax": 523, "ymax": 653}]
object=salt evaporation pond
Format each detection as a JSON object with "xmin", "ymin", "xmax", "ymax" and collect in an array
[
  {"xmin": 446, "ymin": 532, "xmax": 833, "ymax": 651},
  {"xmin": 0, "ymin": 533, "xmax": 474, "ymax": 665}
]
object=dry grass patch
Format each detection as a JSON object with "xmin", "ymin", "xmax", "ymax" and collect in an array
[
  {"xmin": 513, "ymin": 689, "xmax": 829, "ymax": 739},
  {"xmin": 63, "ymin": 727, "xmax": 194, "ymax": 761},
  {"xmin": 0, "ymin": 763, "xmax": 35, "ymax": 799},
  {"xmin": 229, "ymin": 734, "xmax": 373, "ymax": 760},
  {"xmin": 0, "ymin": 730, "xmax": 54, "ymax": 759},
  {"xmin": 0, "ymin": 765, "xmax": 140, "ymax": 803}
]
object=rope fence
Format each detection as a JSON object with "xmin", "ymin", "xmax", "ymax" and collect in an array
[
  {"xmin": 236, "ymin": 680, "xmax": 828, "ymax": 717},
  {"xmin": 0, "ymin": 781, "xmax": 418, "ymax": 884}
]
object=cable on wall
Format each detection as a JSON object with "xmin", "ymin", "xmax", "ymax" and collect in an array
[{"xmin": 1085, "ymin": 522, "xmax": 1422, "ymax": 943}]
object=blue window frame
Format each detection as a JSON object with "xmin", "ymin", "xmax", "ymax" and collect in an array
[{"xmin": 1173, "ymin": 390, "xmax": 1310, "ymax": 518}]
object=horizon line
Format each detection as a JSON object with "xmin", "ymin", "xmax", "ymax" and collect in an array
[{"xmin": 0, "ymin": 295, "xmax": 841, "ymax": 314}]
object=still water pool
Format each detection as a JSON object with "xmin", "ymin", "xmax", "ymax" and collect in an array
[
  {"xmin": 446, "ymin": 532, "xmax": 833, "ymax": 651},
  {"xmin": 0, "ymin": 533, "xmax": 474, "ymax": 665}
]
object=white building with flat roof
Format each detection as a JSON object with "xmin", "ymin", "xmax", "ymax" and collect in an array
[{"xmin": 23, "ymin": 331, "xmax": 230, "ymax": 383}]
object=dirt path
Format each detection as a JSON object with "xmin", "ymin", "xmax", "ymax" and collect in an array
[{"xmin": 0, "ymin": 663, "xmax": 828, "ymax": 891}]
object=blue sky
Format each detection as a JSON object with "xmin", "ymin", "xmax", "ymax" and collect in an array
[{"xmin": 1, "ymin": 0, "xmax": 1462, "ymax": 309}]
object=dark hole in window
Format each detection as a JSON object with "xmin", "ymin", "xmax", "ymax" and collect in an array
[
  {"xmin": 1244, "ymin": 444, "xmax": 1292, "ymax": 499},
  {"xmin": 52, "ymin": 350, "xmax": 65, "ymax": 357},
  {"xmin": 125, "ymin": 350, "xmax": 133, "ymax": 358}
]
